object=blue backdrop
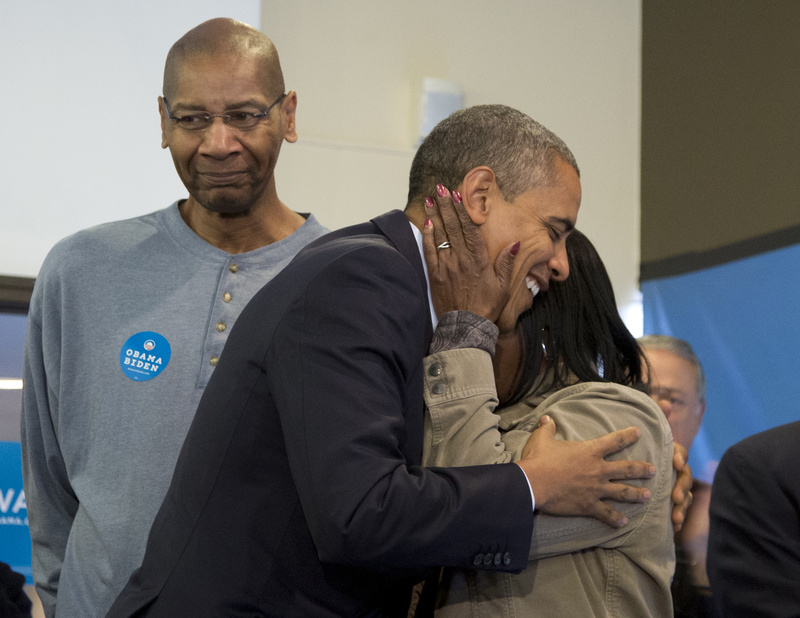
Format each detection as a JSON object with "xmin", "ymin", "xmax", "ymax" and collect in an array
[
  {"xmin": 0, "ymin": 313, "xmax": 29, "ymax": 582},
  {"xmin": 642, "ymin": 242, "xmax": 800, "ymax": 482},
  {"xmin": 0, "ymin": 441, "xmax": 31, "ymax": 582}
]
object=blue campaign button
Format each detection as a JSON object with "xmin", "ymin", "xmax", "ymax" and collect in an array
[{"xmin": 119, "ymin": 331, "xmax": 171, "ymax": 382}]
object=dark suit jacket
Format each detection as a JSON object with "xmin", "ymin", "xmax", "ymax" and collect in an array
[
  {"xmin": 707, "ymin": 420, "xmax": 800, "ymax": 617},
  {"xmin": 106, "ymin": 210, "xmax": 533, "ymax": 617}
]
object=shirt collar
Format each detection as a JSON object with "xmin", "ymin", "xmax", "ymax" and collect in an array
[{"xmin": 409, "ymin": 220, "xmax": 438, "ymax": 330}]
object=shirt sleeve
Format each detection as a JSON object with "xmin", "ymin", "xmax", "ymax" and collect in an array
[
  {"xmin": 20, "ymin": 284, "xmax": 78, "ymax": 618},
  {"xmin": 428, "ymin": 311, "xmax": 498, "ymax": 356}
]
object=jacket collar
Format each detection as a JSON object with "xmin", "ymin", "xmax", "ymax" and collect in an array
[{"xmin": 370, "ymin": 210, "xmax": 433, "ymax": 346}]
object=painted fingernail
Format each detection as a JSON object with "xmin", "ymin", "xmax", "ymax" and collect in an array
[
  {"xmin": 425, "ymin": 196, "xmax": 434, "ymax": 208},
  {"xmin": 452, "ymin": 190, "xmax": 462, "ymax": 203},
  {"xmin": 510, "ymin": 241, "xmax": 520, "ymax": 256},
  {"xmin": 425, "ymin": 218, "xmax": 432, "ymax": 228},
  {"xmin": 436, "ymin": 184, "xmax": 447, "ymax": 197},
  {"xmin": 642, "ymin": 489, "xmax": 651, "ymax": 501}
]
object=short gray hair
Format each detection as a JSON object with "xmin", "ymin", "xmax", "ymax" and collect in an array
[
  {"xmin": 407, "ymin": 104, "xmax": 579, "ymax": 206},
  {"xmin": 638, "ymin": 334, "xmax": 706, "ymax": 401}
]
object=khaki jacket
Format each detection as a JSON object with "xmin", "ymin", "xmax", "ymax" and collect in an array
[{"xmin": 423, "ymin": 348, "xmax": 675, "ymax": 617}]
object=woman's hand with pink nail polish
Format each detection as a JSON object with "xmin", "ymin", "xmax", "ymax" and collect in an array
[{"xmin": 421, "ymin": 184, "xmax": 517, "ymax": 321}]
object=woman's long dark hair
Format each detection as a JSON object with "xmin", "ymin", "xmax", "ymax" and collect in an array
[{"xmin": 507, "ymin": 229, "xmax": 646, "ymax": 404}]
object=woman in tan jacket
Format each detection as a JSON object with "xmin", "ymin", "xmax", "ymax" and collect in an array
[{"xmin": 423, "ymin": 229, "xmax": 675, "ymax": 617}]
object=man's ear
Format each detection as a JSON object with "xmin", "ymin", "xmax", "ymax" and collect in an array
[
  {"xmin": 460, "ymin": 166, "xmax": 496, "ymax": 225},
  {"xmin": 282, "ymin": 91, "xmax": 298, "ymax": 144},
  {"xmin": 158, "ymin": 97, "xmax": 168, "ymax": 149}
]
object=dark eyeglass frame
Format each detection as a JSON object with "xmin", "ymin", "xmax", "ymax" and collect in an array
[{"xmin": 162, "ymin": 93, "xmax": 287, "ymax": 131}]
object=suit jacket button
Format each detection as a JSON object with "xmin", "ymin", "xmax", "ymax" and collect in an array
[
  {"xmin": 494, "ymin": 552, "xmax": 502, "ymax": 566},
  {"xmin": 483, "ymin": 554, "xmax": 493, "ymax": 566},
  {"xmin": 473, "ymin": 554, "xmax": 484, "ymax": 566},
  {"xmin": 428, "ymin": 362, "xmax": 443, "ymax": 377},
  {"xmin": 503, "ymin": 552, "xmax": 512, "ymax": 566}
]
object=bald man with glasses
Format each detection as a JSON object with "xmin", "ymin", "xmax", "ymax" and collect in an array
[{"xmin": 21, "ymin": 18, "xmax": 328, "ymax": 617}]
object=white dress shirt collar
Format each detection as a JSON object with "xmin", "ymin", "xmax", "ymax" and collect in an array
[{"xmin": 408, "ymin": 220, "xmax": 438, "ymax": 330}]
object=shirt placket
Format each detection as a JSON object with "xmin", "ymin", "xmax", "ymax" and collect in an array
[{"xmin": 199, "ymin": 259, "xmax": 242, "ymax": 388}]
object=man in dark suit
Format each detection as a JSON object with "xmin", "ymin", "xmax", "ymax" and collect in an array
[
  {"xmin": 107, "ymin": 105, "xmax": 655, "ymax": 617},
  {"xmin": 707, "ymin": 420, "xmax": 800, "ymax": 616}
]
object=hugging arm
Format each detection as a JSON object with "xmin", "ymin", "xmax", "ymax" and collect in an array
[{"xmin": 423, "ymin": 346, "xmax": 674, "ymax": 556}]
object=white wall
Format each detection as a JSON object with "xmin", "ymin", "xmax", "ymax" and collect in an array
[
  {"xmin": 2, "ymin": 1, "xmax": 642, "ymax": 325},
  {"xmin": 264, "ymin": 0, "xmax": 643, "ymax": 321},
  {"xmin": 0, "ymin": 0, "xmax": 260, "ymax": 278}
]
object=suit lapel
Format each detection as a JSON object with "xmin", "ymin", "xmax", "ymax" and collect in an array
[{"xmin": 370, "ymin": 210, "xmax": 434, "ymax": 348}]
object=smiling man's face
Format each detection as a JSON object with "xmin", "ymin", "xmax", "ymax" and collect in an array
[
  {"xmin": 159, "ymin": 52, "xmax": 296, "ymax": 216},
  {"xmin": 481, "ymin": 157, "xmax": 582, "ymax": 333}
]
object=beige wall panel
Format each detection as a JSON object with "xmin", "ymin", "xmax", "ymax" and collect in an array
[{"xmin": 265, "ymin": 0, "xmax": 643, "ymax": 312}]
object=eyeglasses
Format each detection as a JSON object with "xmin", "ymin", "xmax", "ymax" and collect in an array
[{"xmin": 162, "ymin": 93, "xmax": 286, "ymax": 131}]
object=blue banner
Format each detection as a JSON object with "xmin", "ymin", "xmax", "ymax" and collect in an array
[
  {"xmin": 643, "ymin": 242, "xmax": 800, "ymax": 483},
  {"xmin": 0, "ymin": 441, "xmax": 32, "ymax": 584}
]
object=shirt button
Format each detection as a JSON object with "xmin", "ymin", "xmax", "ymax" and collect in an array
[
  {"xmin": 209, "ymin": 356, "xmax": 219, "ymax": 367},
  {"xmin": 431, "ymin": 383, "xmax": 446, "ymax": 395},
  {"xmin": 473, "ymin": 554, "xmax": 484, "ymax": 567},
  {"xmin": 428, "ymin": 362, "xmax": 443, "ymax": 377},
  {"xmin": 229, "ymin": 263, "xmax": 239, "ymax": 273},
  {"xmin": 216, "ymin": 322, "xmax": 227, "ymax": 333},
  {"xmin": 222, "ymin": 292, "xmax": 232, "ymax": 303}
]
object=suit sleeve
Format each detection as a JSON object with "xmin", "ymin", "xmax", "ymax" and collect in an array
[
  {"xmin": 20, "ymin": 279, "xmax": 78, "ymax": 618},
  {"xmin": 423, "ymin": 348, "xmax": 674, "ymax": 560},
  {"xmin": 267, "ymin": 244, "xmax": 533, "ymax": 572},
  {"xmin": 707, "ymin": 427, "xmax": 800, "ymax": 615}
]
